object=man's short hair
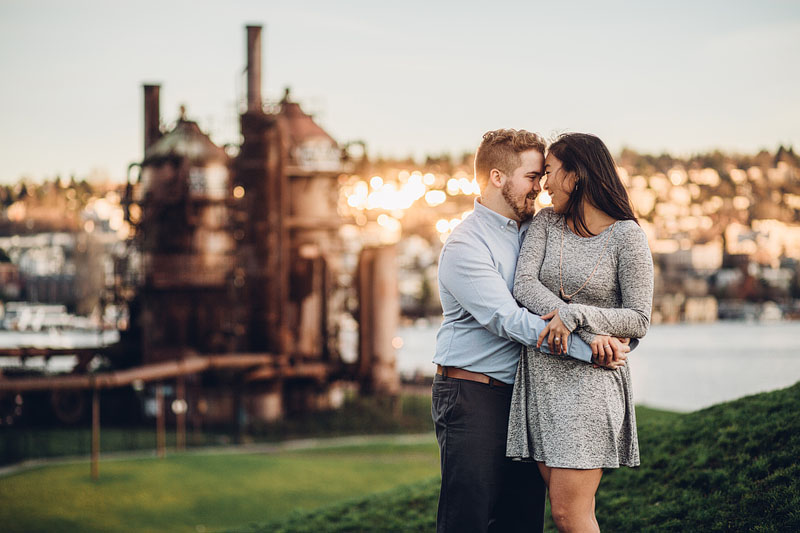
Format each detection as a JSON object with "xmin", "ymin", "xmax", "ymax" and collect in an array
[{"xmin": 474, "ymin": 129, "xmax": 546, "ymax": 187}]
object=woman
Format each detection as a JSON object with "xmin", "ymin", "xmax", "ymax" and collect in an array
[{"xmin": 506, "ymin": 133, "xmax": 654, "ymax": 532}]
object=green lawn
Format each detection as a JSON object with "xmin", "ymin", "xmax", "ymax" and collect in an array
[
  {"xmin": 253, "ymin": 382, "xmax": 800, "ymax": 532},
  {"xmin": 0, "ymin": 441, "xmax": 440, "ymax": 533},
  {"xmin": 4, "ymin": 382, "xmax": 799, "ymax": 532}
]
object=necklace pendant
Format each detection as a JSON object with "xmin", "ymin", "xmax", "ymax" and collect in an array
[{"xmin": 559, "ymin": 289, "xmax": 571, "ymax": 303}]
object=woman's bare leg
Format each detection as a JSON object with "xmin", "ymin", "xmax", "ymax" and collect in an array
[
  {"xmin": 537, "ymin": 461, "xmax": 552, "ymax": 487},
  {"xmin": 547, "ymin": 467, "xmax": 603, "ymax": 533}
]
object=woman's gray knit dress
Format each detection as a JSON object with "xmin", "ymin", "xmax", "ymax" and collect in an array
[{"xmin": 506, "ymin": 207, "xmax": 654, "ymax": 469}]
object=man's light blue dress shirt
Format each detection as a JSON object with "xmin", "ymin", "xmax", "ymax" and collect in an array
[{"xmin": 433, "ymin": 199, "xmax": 594, "ymax": 384}]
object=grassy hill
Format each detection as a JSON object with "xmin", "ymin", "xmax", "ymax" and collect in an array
[{"xmin": 245, "ymin": 382, "xmax": 800, "ymax": 532}]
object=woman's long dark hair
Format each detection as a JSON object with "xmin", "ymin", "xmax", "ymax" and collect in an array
[{"xmin": 548, "ymin": 133, "xmax": 638, "ymax": 237}]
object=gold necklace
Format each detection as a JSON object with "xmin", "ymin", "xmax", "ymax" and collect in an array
[{"xmin": 558, "ymin": 218, "xmax": 617, "ymax": 303}]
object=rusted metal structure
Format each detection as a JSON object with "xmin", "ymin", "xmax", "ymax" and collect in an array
[
  {"xmin": 134, "ymin": 101, "xmax": 235, "ymax": 360},
  {"xmin": 357, "ymin": 247, "xmax": 401, "ymax": 395},
  {"xmin": 121, "ymin": 24, "xmax": 398, "ymax": 422},
  {"xmin": 0, "ymin": 25, "xmax": 400, "ymax": 454}
]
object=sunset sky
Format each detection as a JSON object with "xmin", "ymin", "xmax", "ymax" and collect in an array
[{"xmin": 1, "ymin": 0, "xmax": 799, "ymax": 183}]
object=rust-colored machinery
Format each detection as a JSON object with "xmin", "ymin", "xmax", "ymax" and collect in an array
[
  {"xmin": 133, "ymin": 97, "xmax": 235, "ymax": 359},
  {"xmin": 0, "ymin": 25, "xmax": 399, "ymax": 456},
  {"xmin": 116, "ymin": 24, "xmax": 399, "ymax": 424}
]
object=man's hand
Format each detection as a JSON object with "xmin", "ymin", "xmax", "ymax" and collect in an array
[
  {"xmin": 538, "ymin": 309, "xmax": 570, "ymax": 354},
  {"xmin": 590, "ymin": 335, "xmax": 630, "ymax": 369}
]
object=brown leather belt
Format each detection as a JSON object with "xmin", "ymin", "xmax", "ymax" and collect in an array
[{"xmin": 436, "ymin": 365, "xmax": 511, "ymax": 388}]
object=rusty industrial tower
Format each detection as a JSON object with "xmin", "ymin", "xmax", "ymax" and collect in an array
[
  {"xmin": 0, "ymin": 25, "xmax": 400, "ymax": 437},
  {"xmin": 124, "ymin": 24, "xmax": 400, "ymax": 423}
]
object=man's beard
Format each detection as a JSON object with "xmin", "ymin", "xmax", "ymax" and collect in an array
[{"xmin": 502, "ymin": 181, "xmax": 537, "ymax": 222}]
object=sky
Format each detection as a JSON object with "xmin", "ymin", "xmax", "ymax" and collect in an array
[{"xmin": 1, "ymin": 0, "xmax": 799, "ymax": 184}]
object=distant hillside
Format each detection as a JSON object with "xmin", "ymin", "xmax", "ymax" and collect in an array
[{"xmin": 243, "ymin": 382, "xmax": 800, "ymax": 532}]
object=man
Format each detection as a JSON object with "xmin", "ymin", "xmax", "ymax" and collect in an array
[{"xmin": 431, "ymin": 129, "xmax": 629, "ymax": 533}]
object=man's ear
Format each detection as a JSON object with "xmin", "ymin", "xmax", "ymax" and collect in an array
[{"xmin": 488, "ymin": 168, "xmax": 504, "ymax": 188}]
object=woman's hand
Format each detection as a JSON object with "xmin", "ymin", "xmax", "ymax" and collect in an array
[
  {"xmin": 538, "ymin": 309, "xmax": 571, "ymax": 354},
  {"xmin": 591, "ymin": 335, "xmax": 628, "ymax": 369}
]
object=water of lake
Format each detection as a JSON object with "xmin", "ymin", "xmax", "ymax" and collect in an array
[
  {"xmin": 395, "ymin": 321, "xmax": 800, "ymax": 412},
  {"xmin": 2, "ymin": 323, "xmax": 798, "ymax": 412}
]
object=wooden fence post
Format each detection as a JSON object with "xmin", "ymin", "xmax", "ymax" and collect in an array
[
  {"xmin": 91, "ymin": 379, "xmax": 100, "ymax": 480},
  {"xmin": 176, "ymin": 375, "xmax": 186, "ymax": 452},
  {"xmin": 156, "ymin": 383, "xmax": 166, "ymax": 458}
]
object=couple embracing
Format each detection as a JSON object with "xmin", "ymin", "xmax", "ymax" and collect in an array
[{"xmin": 432, "ymin": 129, "xmax": 654, "ymax": 532}]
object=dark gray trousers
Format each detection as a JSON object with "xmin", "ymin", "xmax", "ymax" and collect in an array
[{"xmin": 432, "ymin": 373, "xmax": 545, "ymax": 533}]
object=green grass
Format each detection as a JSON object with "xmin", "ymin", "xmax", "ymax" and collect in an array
[
  {"xmin": 250, "ymin": 383, "xmax": 800, "ymax": 532},
  {"xmin": 0, "ymin": 441, "xmax": 440, "ymax": 533},
  {"xmin": 0, "ymin": 427, "xmax": 201, "ymax": 464},
  {"xmin": 4, "ymin": 383, "xmax": 798, "ymax": 532}
]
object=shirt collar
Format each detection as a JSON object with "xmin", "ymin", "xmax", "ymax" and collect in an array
[{"xmin": 473, "ymin": 197, "xmax": 531, "ymax": 233}]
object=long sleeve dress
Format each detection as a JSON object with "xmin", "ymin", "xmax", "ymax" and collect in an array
[{"xmin": 505, "ymin": 207, "xmax": 654, "ymax": 469}]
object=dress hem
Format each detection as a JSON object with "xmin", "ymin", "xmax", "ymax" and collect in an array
[{"xmin": 506, "ymin": 454, "xmax": 640, "ymax": 470}]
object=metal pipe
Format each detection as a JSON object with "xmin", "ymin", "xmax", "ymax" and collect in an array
[
  {"xmin": 245, "ymin": 362, "xmax": 328, "ymax": 382},
  {"xmin": 246, "ymin": 25, "xmax": 262, "ymax": 112},
  {"xmin": 0, "ymin": 347, "xmax": 98, "ymax": 357},
  {"xmin": 143, "ymin": 84, "xmax": 161, "ymax": 153},
  {"xmin": 0, "ymin": 353, "xmax": 279, "ymax": 392}
]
